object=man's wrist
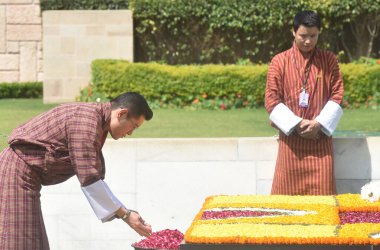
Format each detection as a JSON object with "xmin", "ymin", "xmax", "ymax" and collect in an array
[
  {"xmin": 120, "ymin": 209, "xmax": 131, "ymax": 221},
  {"xmin": 315, "ymin": 121, "xmax": 321, "ymax": 130}
]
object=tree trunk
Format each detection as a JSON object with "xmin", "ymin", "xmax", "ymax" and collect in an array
[
  {"xmin": 341, "ymin": 34, "xmax": 354, "ymax": 62},
  {"xmin": 366, "ymin": 21, "xmax": 380, "ymax": 58}
]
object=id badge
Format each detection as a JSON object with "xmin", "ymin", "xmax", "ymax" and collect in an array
[{"xmin": 299, "ymin": 90, "xmax": 309, "ymax": 108}]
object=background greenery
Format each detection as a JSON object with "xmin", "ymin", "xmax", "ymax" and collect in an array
[
  {"xmin": 130, "ymin": 0, "xmax": 380, "ymax": 64},
  {"xmin": 39, "ymin": 0, "xmax": 380, "ymax": 111},
  {"xmin": 0, "ymin": 99, "xmax": 379, "ymax": 150},
  {"xmin": 0, "ymin": 82, "xmax": 42, "ymax": 98},
  {"xmin": 83, "ymin": 60, "xmax": 268, "ymax": 109},
  {"xmin": 80, "ymin": 60, "xmax": 380, "ymax": 110},
  {"xmin": 5, "ymin": 1, "xmax": 377, "ymax": 147},
  {"xmin": 40, "ymin": 0, "xmax": 380, "ymax": 64}
]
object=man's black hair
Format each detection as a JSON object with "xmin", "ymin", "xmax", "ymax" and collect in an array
[
  {"xmin": 110, "ymin": 92, "xmax": 153, "ymax": 121},
  {"xmin": 293, "ymin": 11, "xmax": 321, "ymax": 32}
]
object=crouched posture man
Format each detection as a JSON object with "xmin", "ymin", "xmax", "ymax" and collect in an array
[{"xmin": 0, "ymin": 92, "xmax": 153, "ymax": 249}]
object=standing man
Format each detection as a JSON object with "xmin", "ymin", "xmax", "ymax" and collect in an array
[
  {"xmin": 265, "ymin": 11, "xmax": 344, "ymax": 195},
  {"xmin": 0, "ymin": 92, "xmax": 153, "ymax": 249}
]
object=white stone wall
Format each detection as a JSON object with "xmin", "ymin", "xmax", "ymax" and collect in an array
[
  {"xmin": 0, "ymin": 8, "xmax": 134, "ymax": 102},
  {"xmin": 0, "ymin": 0, "xmax": 42, "ymax": 82},
  {"xmin": 40, "ymin": 137, "xmax": 380, "ymax": 250},
  {"xmin": 43, "ymin": 10, "xmax": 134, "ymax": 103}
]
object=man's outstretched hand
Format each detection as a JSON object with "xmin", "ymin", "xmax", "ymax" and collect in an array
[{"xmin": 124, "ymin": 210, "xmax": 152, "ymax": 237}]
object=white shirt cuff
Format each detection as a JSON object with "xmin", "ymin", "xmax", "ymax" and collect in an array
[
  {"xmin": 269, "ymin": 103, "xmax": 302, "ymax": 136},
  {"xmin": 81, "ymin": 180, "xmax": 125, "ymax": 223},
  {"xmin": 315, "ymin": 101, "xmax": 343, "ymax": 136}
]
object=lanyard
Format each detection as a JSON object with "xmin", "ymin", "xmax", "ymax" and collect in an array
[{"xmin": 292, "ymin": 46, "xmax": 316, "ymax": 91}]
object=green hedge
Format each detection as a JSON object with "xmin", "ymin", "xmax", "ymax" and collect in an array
[
  {"xmin": 130, "ymin": 0, "xmax": 308, "ymax": 64},
  {"xmin": 82, "ymin": 60, "xmax": 267, "ymax": 109},
  {"xmin": 340, "ymin": 64, "xmax": 380, "ymax": 109},
  {"xmin": 80, "ymin": 60, "xmax": 380, "ymax": 110},
  {"xmin": 130, "ymin": 0, "xmax": 380, "ymax": 64},
  {"xmin": 0, "ymin": 82, "xmax": 43, "ymax": 99},
  {"xmin": 40, "ymin": 0, "xmax": 128, "ymax": 10}
]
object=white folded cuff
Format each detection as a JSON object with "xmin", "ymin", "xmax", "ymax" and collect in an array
[
  {"xmin": 81, "ymin": 180, "xmax": 125, "ymax": 223},
  {"xmin": 315, "ymin": 100, "xmax": 343, "ymax": 136},
  {"xmin": 269, "ymin": 103, "xmax": 302, "ymax": 136}
]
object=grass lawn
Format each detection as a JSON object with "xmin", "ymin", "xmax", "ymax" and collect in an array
[{"xmin": 0, "ymin": 99, "xmax": 379, "ymax": 149}]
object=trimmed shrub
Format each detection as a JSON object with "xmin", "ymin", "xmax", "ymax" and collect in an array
[
  {"xmin": 81, "ymin": 60, "xmax": 267, "ymax": 109},
  {"xmin": 340, "ymin": 64, "xmax": 380, "ymax": 109},
  {"xmin": 80, "ymin": 60, "xmax": 380, "ymax": 110},
  {"xmin": 0, "ymin": 82, "xmax": 43, "ymax": 99}
]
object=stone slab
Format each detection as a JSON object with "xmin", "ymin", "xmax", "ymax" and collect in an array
[
  {"xmin": 20, "ymin": 41, "xmax": 37, "ymax": 81},
  {"xmin": 6, "ymin": 4, "xmax": 41, "ymax": 24},
  {"xmin": 238, "ymin": 138, "xmax": 278, "ymax": 161},
  {"xmin": 367, "ymin": 137, "xmax": 380, "ymax": 179},
  {"xmin": 0, "ymin": 54, "xmax": 19, "ymax": 70},
  {"xmin": 0, "ymin": 6, "xmax": 5, "ymax": 53},
  {"xmin": 256, "ymin": 161, "xmax": 275, "ymax": 179},
  {"xmin": 334, "ymin": 138, "xmax": 372, "ymax": 179},
  {"xmin": 7, "ymin": 41, "xmax": 19, "ymax": 53},
  {"xmin": 43, "ymin": 10, "xmax": 132, "ymax": 25},
  {"xmin": 0, "ymin": 0, "xmax": 32, "ymax": 3},
  {"xmin": 102, "ymin": 140, "xmax": 137, "ymax": 193},
  {"xmin": 136, "ymin": 138, "xmax": 238, "ymax": 161},
  {"xmin": 42, "ymin": 10, "xmax": 134, "ymax": 102},
  {"xmin": 7, "ymin": 24, "xmax": 42, "ymax": 40},
  {"xmin": 136, "ymin": 161, "xmax": 256, "ymax": 233},
  {"xmin": 0, "ymin": 71, "xmax": 18, "ymax": 82}
]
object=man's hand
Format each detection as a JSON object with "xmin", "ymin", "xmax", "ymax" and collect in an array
[
  {"xmin": 296, "ymin": 119, "xmax": 309, "ymax": 135},
  {"xmin": 296, "ymin": 119, "xmax": 321, "ymax": 140},
  {"xmin": 269, "ymin": 121, "xmax": 279, "ymax": 130},
  {"xmin": 124, "ymin": 210, "xmax": 152, "ymax": 237}
]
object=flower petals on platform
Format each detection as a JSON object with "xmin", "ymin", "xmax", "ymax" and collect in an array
[{"xmin": 184, "ymin": 194, "xmax": 380, "ymax": 245}]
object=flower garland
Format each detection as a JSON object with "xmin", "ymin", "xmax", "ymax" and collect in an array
[
  {"xmin": 186, "ymin": 223, "xmax": 338, "ymax": 245},
  {"xmin": 198, "ymin": 204, "xmax": 339, "ymax": 225},
  {"xmin": 205, "ymin": 195, "xmax": 337, "ymax": 208},
  {"xmin": 184, "ymin": 194, "xmax": 380, "ymax": 245},
  {"xmin": 337, "ymin": 194, "xmax": 380, "ymax": 212}
]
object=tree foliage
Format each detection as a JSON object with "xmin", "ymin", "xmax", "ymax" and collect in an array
[
  {"xmin": 130, "ymin": 0, "xmax": 380, "ymax": 64},
  {"xmin": 40, "ymin": 0, "xmax": 380, "ymax": 63},
  {"xmin": 328, "ymin": 0, "xmax": 380, "ymax": 61}
]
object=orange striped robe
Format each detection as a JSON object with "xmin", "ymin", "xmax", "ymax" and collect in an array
[{"xmin": 265, "ymin": 43, "xmax": 344, "ymax": 195}]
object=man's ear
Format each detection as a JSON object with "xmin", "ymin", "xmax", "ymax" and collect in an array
[
  {"xmin": 117, "ymin": 108, "xmax": 129, "ymax": 119},
  {"xmin": 292, "ymin": 30, "xmax": 296, "ymax": 37}
]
